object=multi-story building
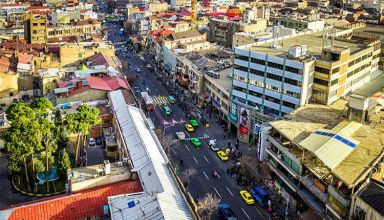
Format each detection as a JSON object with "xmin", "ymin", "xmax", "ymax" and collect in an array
[
  {"xmin": 230, "ymin": 25, "xmax": 381, "ymax": 143},
  {"xmin": 24, "ymin": 11, "xmax": 49, "ymax": 44},
  {"xmin": 208, "ymin": 17, "xmax": 268, "ymax": 48},
  {"xmin": 24, "ymin": 7, "xmax": 101, "ymax": 44},
  {"xmin": 170, "ymin": 0, "xmax": 191, "ymax": 7},
  {"xmin": 259, "ymin": 81, "xmax": 384, "ymax": 219},
  {"xmin": 271, "ymin": 15, "xmax": 325, "ymax": 31}
]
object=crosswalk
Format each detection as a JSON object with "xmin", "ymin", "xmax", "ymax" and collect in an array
[
  {"xmin": 173, "ymin": 135, "xmax": 210, "ymax": 142},
  {"xmin": 152, "ymin": 96, "xmax": 169, "ymax": 106}
]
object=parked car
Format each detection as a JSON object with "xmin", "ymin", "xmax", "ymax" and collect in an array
[
  {"xmin": 88, "ymin": 138, "xmax": 96, "ymax": 147},
  {"xmin": 217, "ymin": 150, "xmax": 229, "ymax": 161}
]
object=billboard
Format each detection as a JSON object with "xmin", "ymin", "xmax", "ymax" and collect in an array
[{"xmin": 239, "ymin": 107, "xmax": 250, "ymax": 135}]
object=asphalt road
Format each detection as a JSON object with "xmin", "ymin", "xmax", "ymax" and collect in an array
[{"xmin": 102, "ymin": 6, "xmax": 269, "ymax": 220}]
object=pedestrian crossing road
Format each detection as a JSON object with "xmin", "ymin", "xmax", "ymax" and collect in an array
[{"xmin": 152, "ymin": 96, "xmax": 169, "ymax": 106}]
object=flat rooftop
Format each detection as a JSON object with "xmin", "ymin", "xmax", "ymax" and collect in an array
[
  {"xmin": 246, "ymin": 30, "xmax": 362, "ymax": 58},
  {"xmin": 270, "ymin": 98, "xmax": 384, "ymax": 186},
  {"xmin": 354, "ymin": 24, "xmax": 384, "ymax": 36},
  {"xmin": 70, "ymin": 162, "xmax": 129, "ymax": 183},
  {"xmin": 353, "ymin": 71, "xmax": 384, "ymax": 98},
  {"xmin": 204, "ymin": 67, "xmax": 233, "ymax": 93}
]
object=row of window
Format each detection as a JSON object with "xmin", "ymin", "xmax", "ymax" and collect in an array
[
  {"xmin": 348, "ymin": 53, "xmax": 372, "ymax": 67},
  {"xmin": 234, "ymin": 58, "xmax": 301, "ymax": 74},
  {"xmin": 233, "ymin": 94, "xmax": 297, "ymax": 114},
  {"xmin": 234, "ymin": 67, "xmax": 302, "ymax": 87},
  {"xmin": 347, "ymin": 63, "xmax": 370, "ymax": 78},
  {"xmin": 233, "ymin": 86, "xmax": 300, "ymax": 103}
]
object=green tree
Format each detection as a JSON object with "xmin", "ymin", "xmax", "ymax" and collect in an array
[
  {"xmin": 39, "ymin": 118, "xmax": 58, "ymax": 192},
  {"xmin": 5, "ymin": 102, "xmax": 34, "ymax": 123},
  {"xmin": 30, "ymin": 98, "xmax": 54, "ymax": 117},
  {"xmin": 65, "ymin": 105, "xmax": 101, "ymax": 166},
  {"xmin": 53, "ymin": 110, "xmax": 67, "ymax": 148},
  {"xmin": 57, "ymin": 149, "xmax": 71, "ymax": 174}
]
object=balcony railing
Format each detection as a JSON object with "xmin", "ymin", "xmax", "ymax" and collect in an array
[{"xmin": 327, "ymin": 185, "xmax": 351, "ymax": 208}]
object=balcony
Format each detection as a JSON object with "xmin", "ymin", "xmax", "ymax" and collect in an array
[
  {"xmin": 299, "ymin": 175, "xmax": 328, "ymax": 203},
  {"xmin": 189, "ymin": 74, "xmax": 198, "ymax": 82},
  {"xmin": 327, "ymin": 185, "xmax": 351, "ymax": 208}
]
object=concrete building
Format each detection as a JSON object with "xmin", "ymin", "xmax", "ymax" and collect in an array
[
  {"xmin": 230, "ymin": 25, "xmax": 381, "ymax": 143},
  {"xmin": 258, "ymin": 95, "xmax": 384, "ymax": 219},
  {"xmin": 170, "ymin": 0, "xmax": 191, "ymax": 7},
  {"xmin": 271, "ymin": 16, "xmax": 325, "ymax": 31},
  {"xmin": 208, "ymin": 17, "xmax": 268, "ymax": 48},
  {"xmin": 350, "ymin": 179, "xmax": 384, "ymax": 220},
  {"xmin": 163, "ymin": 29, "xmax": 208, "ymax": 50},
  {"xmin": 24, "ymin": 11, "xmax": 49, "ymax": 44}
]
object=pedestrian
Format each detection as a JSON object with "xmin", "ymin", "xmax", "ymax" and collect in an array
[{"xmin": 227, "ymin": 168, "xmax": 230, "ymax": 174}]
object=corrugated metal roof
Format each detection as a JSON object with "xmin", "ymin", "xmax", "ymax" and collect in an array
[
  {"xmin": 300, "ymin": 121, "xmax": 361, "ymax": 169},
  {"xmin": 1, "ymin": 181, "xmax": 142, "ymax": 220},
  {"xmin": 109, "ymin": 90, "xmax": 193, "ymax": 220}
]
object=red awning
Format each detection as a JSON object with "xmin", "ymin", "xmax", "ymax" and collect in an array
[{"xmin": 199, "ymin": 92, "xmax": 209, "ymax": 99}]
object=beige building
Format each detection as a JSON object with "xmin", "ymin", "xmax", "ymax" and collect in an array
[
  {"xmin": 59, "ymin": 41, "xmax": 115, "ymax": 66},
  {"xmin": 24, "ymin": 12, "xmax": 48, "ymax": 44},
  {"xmin": 163, "ymin": 29, "xmax": 208, "ymax": 50}
]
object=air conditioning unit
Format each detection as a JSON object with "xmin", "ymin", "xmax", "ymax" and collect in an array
[
  {"xmin": 122, "ymin": 157, "xmax": 128, "ymax": 165},
  {"xmin": 117, "ymin": 161, "xmax": 123, "ymax": 167}
]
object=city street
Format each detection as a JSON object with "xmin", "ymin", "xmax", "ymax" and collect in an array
[
  {"xmin": 99, "ymin": 1, "xmax": 270, "ymax": 219},
  {"xmin": 104, "ymin": 26, "xmax": 269, "ymax": 220}
]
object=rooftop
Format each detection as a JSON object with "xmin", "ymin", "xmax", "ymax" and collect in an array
[
  {"xmin": 270, "ymin": 98, "xmax": 384, "ymax": 186},
  {"xmin": 356, "ymin": 179, "xmax": 384, "ymax": 217},
  {"xmin": 241, "ymin": 29, "xmax": 365, "ymax": 59},
  {"xmin": 0, "ymin": 180, "xmax": 142, "ymax": 220},
  {"xmin": 204, "ymin": 67, "xmax": 233, "ymax": 93},
  {"xmin": 70, "ymin": 162, "xmax": 129, "ymax": 183}
]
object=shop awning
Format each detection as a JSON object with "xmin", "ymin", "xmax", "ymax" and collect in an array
[{"xmin": 199, "ymin": 92, "xmax": 209, "ymax": 99}]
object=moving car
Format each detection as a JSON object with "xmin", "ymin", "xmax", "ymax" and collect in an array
[
  {"xmin": 197, "ymin": 102, "xmax": 205, "ymax": 108},
  {"xmin": 60, "ymin": 102, "xmax": 71, "ymax": 109},
  {"xmin": 208, "ymin": 139, "xmax": 220, "ymax": 151},
  {"xmin": 162, "ymin": 105, "xmax": 172, "ymax": 116},
  {"xmin": 218, "ymin": 203, "xmax": 236, "ymax": 220},
  {"xmin": 190, "ymin": 119, "xmax": 199, "ymax": 127},
  {"xmin": 240, "ymin": 190, "xmax": 255, "ymax": 205},
  {"xmin": 217, "ymin": 150, "xmax": 229, "ymax": 161},
  {"xmin": 190, "ymin": 138, "xmax": 201, "ymax": 147},
  {"xmin": 185, "ymin": 124, "xmax": 194, "ymax": 132},
  {"xmin": 176, "ymin": 132, "xmax": 185, "ymax": 141},
  {"xmin": 136, "ymin": 68, "xmax": 141, "ymax": 72},
  {"xmin": 168, "ymin": 96, "xmax": 176, "ymax": 104},
  {"xmin": 88, "ymin": 138, "xmax": 96, "ymax": 147}
]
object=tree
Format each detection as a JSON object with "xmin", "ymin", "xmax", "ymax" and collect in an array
[
  {"xmin": 30, "ymin": 98, "xmax": 54, "ymax": 117},
  {"xmin": 161, "ymin": 135, "xmax": 175, "ymax": 157},
  {"xmin": 180, "ymin": 168, "xmax": 197, "ymax": 187},
  {"xmin": 196, "ymin": 193, "xmax": 221, "ymax": 220},
  {"xmin": 57, "ymin": 149, "xmax": 71, "ymax": 174},
  {"xmin": 65, "ymin": 105, "xmax": 101, "ymax": 166},
  {"xmin": 53, "ymin": 110, "xmax": 67, "ymax": 148}
]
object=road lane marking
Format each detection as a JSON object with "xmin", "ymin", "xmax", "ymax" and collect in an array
[
  {"xmin": 226, "ymin": 187, "xmax": 234, "ymax": 197},
  {"xmin": 193, "ymin": 156, "xmax": 199, "ymax": 164},
  {"xmin": 185, "ymin": 145, "xmax": 190, "ymax": 151},
  {"xmin": 253, "ymin": 207, "xmax": 265, "ymax": 220},
  {"xmin": 204, "ymin": 156, "xmax": 209, "ymax": 163},
  {"xmin": 202, "ymin": 171, "xmax": 209, "ymax": 180},
  {"xmin": 241, "ymin": 208, "xmax": 251, "ymax": 220},
  {"xmin": 213, "ymin": 187, "xmax": 221, "ymax": 198},
  {"xmin": 216, "ymin": 172, "xmax": 221, "ymax": 179},
  {"xmin": 185, "ymin": 132, "xmax": 191, "ymax": 137}
]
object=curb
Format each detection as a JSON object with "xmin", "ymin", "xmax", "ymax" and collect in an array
[{"xmin": 11, "ymin": 176, "xmax": 65, "ymax": 197}]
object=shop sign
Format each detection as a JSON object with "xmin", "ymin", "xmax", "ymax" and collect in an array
[{"xmin": 229, "ymin": 113, "xmax": 238, "ymax": 122}]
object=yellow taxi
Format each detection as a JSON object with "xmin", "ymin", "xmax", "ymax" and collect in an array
[
  {"xmin": 240, "ymin": 190, "xmax": 255, "ymax": 205},
  {"xmin": 216, "ymin": 150, "xmax": 229, "ymax": 161},
  {"xmin": 185, "ymin": 124, "xmax": 194, "ymax": 132}
]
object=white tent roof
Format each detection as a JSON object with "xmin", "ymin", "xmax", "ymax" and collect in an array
[{"xmin": 108, "ymin": 90, "xmax": 193, "ymax": 220}]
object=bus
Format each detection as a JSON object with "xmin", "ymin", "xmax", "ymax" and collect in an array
[
  {"xmin": 141, "ymin": 92, "xmax": 155, "ymax": 111},
  {"xmin": 118, "ymin": 28, "xmax": 124, "ymax": 36}
]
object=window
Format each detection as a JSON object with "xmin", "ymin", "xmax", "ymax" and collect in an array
[
  {"xmin": 267, "ymin": 73, "xmax": 282, "ymax": 81},
  {"xmin": 251, "ymin": 58, "xmax": 265, "ymax": 65},
  {"xmin": 313, "ymin": 78, "xmax": 328, "ymax": 86},
  {"xmin": 32, "ymin": 23, "xmax": 38, "ymax": 26},
  {"xmin": 265, "ymin": 84, "xmax": 281, "ymax": 93},
  {"xmin": 285, "ymin": 66, "xmax": 300, "ymax": 74},
  {"xmin": 249, "ymin": 90, "xmax": 263, "ymax": 97},
  {"xmin": 233, "ymin": 86, "xmax": 246, "ymax": 93},
  {"xmin": 283, "ymin": 89, "xmax": 300, "ymax": 98},
  {"xmin": 315, "ymin": 66, "xmax": 330, "ymax": 74},
  {"xmin": 283, "ymin": 101, "xmax": 296, "ymax": 109},
  {"xmin": 284, "ymin": 78, "xmax": 302, "ymax": 87},
  {"xmin": 235, "ymin": 54, "xmax": 249, "ymax": 61},
  {"xmin": 234, "ymin": 65, "xmax": 248, "ymax": 72},
  {"xmin": 332, "ymin": 67, "xmax": 340, "ymax": 74},
  {"xmin": 250, "ymin": 68, "xmax": 264, "ymax": 77},
  {"xmin": 267, "ymin": 62, "xmax": 283, "ymax": 70},
  {"xmin": 247, "ymin": 100, "xmax": 259, "ymax": 107},
  {"xmin": 265, "ymin": 95, "xmax": 280, "ymax": 104},
  {"xmin": 249, "ymin": 79, "xmax": 264, "ymax": 87},
  {"xmin": 331, "ymin": 79, "xmax": 338, "ymax": 86}
]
